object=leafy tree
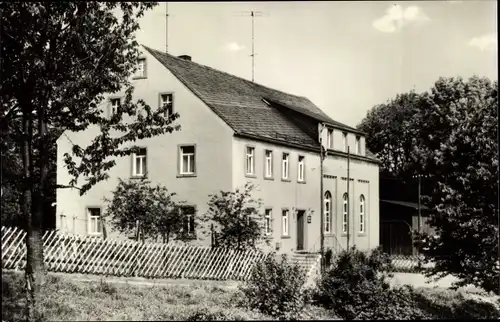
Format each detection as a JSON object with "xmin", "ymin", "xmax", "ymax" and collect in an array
[
  {"xmin": 359, "ymin": 75, "xmax": 499, "ymax": 294},
  {"xmin": 412, "ymin": 76, "xmax": 499, "ymax": 294},
  {"xmin": 104, "ymin": 179, "xmax": 189, "ymax": 243},
  {"xmin": 357, "ymin": 91, "xmax": 424, "ymax": 180},
  {"xmin": 1, "ymin": 2, "xmax": 182, "ymax": 320},
  {"xmin": 200, "ymin": 183, "xmax": 266, "ymax": 251}
]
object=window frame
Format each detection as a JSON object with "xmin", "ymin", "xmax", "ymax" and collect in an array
[
  {"xmin": 158, "ymin": 92, "xmax": 174, "ymax": 117},
  {"xmin": 133, "ymin": 57, "xmax": 147, "ymax": 79},
  {"xmin": 359, "ymin": 194, "xmax": 365, "ymax": 234},
  {"xmin": 264, "ymin": 149, "xmax": 273, "ymax": 179},
  {"xmin": 131, "ymin": 147, "xmax": 148, "ymax": 178},
  {"xmin": 297, "ymin": 155, "xmax": 306, "ymax": 183},
  {"xmin": 327, "ymin": 129, "xmax": 334, "ymax": 149},
  {"xmin": 180, "ymin": 205, "xmax": 196, "ymax": 237},
  {"xmin": 342, "ymin": 132, "xmax": 348, "ymax": 153},
  {"xmin": 109, "ymin": 97, "xmax": 121, "ymax": 117},
  {"xmin": 281, "ymin": 152, "xmax": 290, "ymax": 181},
  {"xmin": 178, "ymin": 144, "xmax": 197, "ymax": 177},
  {"xmin": 355, "ymin": 136, "xmax": 361, "ymax": 155},
  {"xmin": 264, "ymin": 208, "xmax": 272, "ymax": 236},
  {"xmin": 281, "ymin": 208, "xmax": 290, "ymax": 237},
  {"xmin": 324, "ymin": 191, "xmax": 332, "ymax": 234},
  {"xmin": 87, "ymin": 207, "xmax": 103, "ymax": 236},
  {"xmin": 245, "ymin": 145, "xmax": 256, "ymax": 177},
  {"xmin": 342, "ymin": 193, "xmax": 348, "ymax": 234}
]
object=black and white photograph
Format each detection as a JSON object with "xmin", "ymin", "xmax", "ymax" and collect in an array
[{"xmin": 1, "ymin": 1, "xmax": 498, "ymax": 320}]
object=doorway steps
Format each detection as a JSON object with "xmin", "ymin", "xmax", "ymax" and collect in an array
[{"xmin": 291, "ymin": 251, "xmax": 322, "ymax": 286}]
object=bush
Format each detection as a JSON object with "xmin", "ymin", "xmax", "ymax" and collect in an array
[
  {"xmin": 316, "ymin": 246, "xmax": 428, "ymax": 320},
  {"xmin": 239, "ymin": 252, "xmax": 307, "ymax": 320},
  {"xmin": 186, "ymin": 309, "xmax": 231, "ymax": 321}
]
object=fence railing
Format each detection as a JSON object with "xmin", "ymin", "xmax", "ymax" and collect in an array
[
  {"xmin": 388, "ymin": 254, "xmax": 435, "ymax": 273},
  {"xmin": 1, "ymin": 226, "xmax": 267, "ymax": 281}
]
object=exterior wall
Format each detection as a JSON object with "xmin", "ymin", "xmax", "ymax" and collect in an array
[
  {"xmin": 56, "ymin": 49, "xmax": 234, "ymax": 243},
  {"xmin": 323, "ymin": 155, "xmax": 379, "ymax": 252},
  {"xmin": 232, "ymin": 136, "xmax": 322, "ymax": 254},
  {"xmin": 232, "ymin": 135, "xmax": 380, "ymax": 255},
  {"xmin": 319, "ymin": 125, "xmax": 366, "ymax": 156}
]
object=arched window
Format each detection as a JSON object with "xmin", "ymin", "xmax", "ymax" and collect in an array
[
  {"xmin": 342, "ymin": 193, "xmax": 348, "ymax": 233},
  {"xmin": 324, "ymin": 191, "xmax": 332, "ymax": 233},
  {"xmin": 359, "ymin": 195, "xmax": 365, "ymax": 233}
]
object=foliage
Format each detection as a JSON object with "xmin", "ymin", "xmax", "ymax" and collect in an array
[
  {"xmin": 315, "ymin": 246, "xmax": 396, "ymax": 319},
  {"xmin": 239, "ymin": 252, "xmax": 308, "ymax": 320},
  {"xmin": 358, "ymin": 91, "xmax": 424, "ymax": 180},
  {"xmin": 104, "ymin": 179, "xmax": 190, "ymax": 242},
  {"xmin": 1, "ymin": 2, "xmax": 186, "ymax": 319},
  {"xmin": 199, "ymin": 183, "xmax": 266, "ymax": 251},
  {"xmin": 358, "ymin": 76, "xmax": 499, "ymax": 294}
]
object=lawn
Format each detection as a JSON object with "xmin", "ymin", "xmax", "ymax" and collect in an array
[{"xmin": 1, "ymin": 271, "xmax": 335, "ymax": 321}]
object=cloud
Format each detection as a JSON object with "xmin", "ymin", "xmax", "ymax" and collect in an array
[
  {"xmin": 468, "ymin": 33, "xmax": 497, "ymax": 51},
  {"xmin": 373, "ymin": 4, "xmax": 430, "ymax": 33},
  {"xmin": 226, "ymin": 42, "xmax": 246, "ymax": 52}
]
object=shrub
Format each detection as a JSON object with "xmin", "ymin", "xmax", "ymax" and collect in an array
[
  {"xmin": 186, "ymin": 309, "xmax": 230, "ymax": 321},
  {"xmin": 239, "ymin": 252, "xmax": 307, "ymax": 320},
  {"xmin": 316, "ymin": 246, "xmax": 427, "ymax": 320}
]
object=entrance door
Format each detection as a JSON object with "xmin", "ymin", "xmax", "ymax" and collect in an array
[{"xmin": 296, "ymin": 210, "xmax": 305, "ymax": 251}]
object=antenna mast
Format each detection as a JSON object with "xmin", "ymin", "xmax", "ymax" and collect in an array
[
  {"xmin": 251, "ymin": 11, "xmax": 255, "ymax": 82},
  {"xmin": 165, "ymin": 2, "xmax": 169, "ymax": 53}
]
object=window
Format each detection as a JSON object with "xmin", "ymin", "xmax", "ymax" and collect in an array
[
  {"xmin": 180, "ymin": 145, "xmax": 196, "ymax": 175},
  {"xmin": 245, "ymin": 146, "xmax": 255, "ymax": 175},
  {"xmin": 298, "ymin": 156, "xmax": 305, "ymax": 182},
  {"xmin": 359, "ymin": 195, "xmax": 365, "ymax": 233},
  {"xmin": 342, "ymin": 132, "xmax": 348, "ymax": 152},
  {"xmin": 160, "ymin": 93, "xmax": 173, "ymax": 117},
  {"xmin": 87, "ymin": 208, "xmax": 102, "ymax": 235},
  {"xmin": 265, "ymin": 209, "xmax": 272, "ymax": 235},
  {"xmin": 264, "ymin": 150, "xmax": 273, "ymax": 178},
  {"xmin": 282, "ymin": 153, "xmax": 289, "ymax": 180},
  {"xmin": 282, "ymin": 209, "xmax": 289, "ymax": 236},
  {"xmin": 181, "ymin": 206, "xmax": 196, "ymax": 235},
  {"xmin": 327, "ymin": 129, "xmax": 333, "ymax": 149},
  {"xmin": 355, "ymin": 136, "xmax": 361, "ymax": 154},
  {"xmin": 324, "ymin": 191, "xmax": 332, "ymax": 233},
  {"xmin": 132, "ymin": 148, "xmax": 147, "ymax": 177},
  {"xmin": 135, "ymin": 58, "xmax": 146, "ymax": 78},
  {"xmin": 110, "ymin": 98, "xmax": 120, "ymax": 116},
  {"xmin": 342, "ymin": 193, "xmax": 348, "ymax": 233}
]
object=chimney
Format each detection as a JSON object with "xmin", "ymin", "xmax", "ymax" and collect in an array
[{"xmin": 178, "ymin": 55, "xmax": 191, "ymax": 61}]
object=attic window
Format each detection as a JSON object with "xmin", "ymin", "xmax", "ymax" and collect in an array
[
  {"xmin": 160, "ymin": 93, "xmax": 173, "ymax": 117},
  {"xmin": 134, "ymin": 58, "xmax": 147, "ymax": 78}
]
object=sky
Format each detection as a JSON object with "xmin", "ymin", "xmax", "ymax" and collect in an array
[{"xmin": 135, "ymin": 1, "xmax": 498, "ymax": 128}]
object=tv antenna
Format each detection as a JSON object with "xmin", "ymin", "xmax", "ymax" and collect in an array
[
  {"xmin": 165, "ymin": 2, "xmax": 169, "ymax": 53},
  {"xmin": 233, "ymin": 10, "xmax": 268, "ymax": 82}
]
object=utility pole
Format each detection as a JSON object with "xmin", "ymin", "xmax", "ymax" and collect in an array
[
  {"xmin": 346, "ymin": 146, "xmax": 350, "ymax": 249},
  {"xmin": 417, "ymin": 175, "xmax": 421, "ymax": 233},
  {"xmin": 165, "ymin": 2, "xmax": 169, "ymax": 53},
  {"xmin": 319, "ymin": 124, "xmax": 325, "ymax": 271}
]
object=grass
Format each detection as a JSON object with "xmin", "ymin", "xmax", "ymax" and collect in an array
[{"xmin": 2, "ymin": 271, "xmax": 335, "ymax": 321}]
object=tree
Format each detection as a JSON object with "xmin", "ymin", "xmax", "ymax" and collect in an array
[
  {"xmin": 200, "ymin": 183, "xmax": 266, "ymax": 251},
  {"xmin": 412, "ymin": 76, "xmax": 499, "ymax": 294},
  {"xmin": 358, "ymin": 75, "xmax": 499, "ymax": 294},
  {"xmin": 1, "ymin": 2, "xmax": 181, "ymax": 319},
  {"xmin": 104, "ymin": 179, "xmax": 188, "ymax": 243},
  {"xmin": 357, "ymin": 91, "xmax": 424, "ymax": 181}
]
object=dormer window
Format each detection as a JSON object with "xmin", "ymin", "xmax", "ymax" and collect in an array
[
  {"xmin": 327, "ymin": 129, "xmax": 333, "ymax": 149},
  {"xmin": 135, "ymin": 58, "xmax": 147, "ymax": 78},
  {"xmin": 342, "ymin": 132, "xmax": 348, "ymax": 152},
  {"xmin": 355, "ymin": 136, "xmax": 361, "ymax": 154},
  {"xmin": 160, "ymin": 93, "xmax": 173, "ymax": 117}
]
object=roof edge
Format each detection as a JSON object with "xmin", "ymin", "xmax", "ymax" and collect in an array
[{"xmin": 234, "ymin": 132, "xmax": 320, "ymax": 153}]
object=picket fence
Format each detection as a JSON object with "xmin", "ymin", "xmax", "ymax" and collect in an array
[{"xmin": 1, "ymin": 226, "xmax": 267, "ymax": 280}]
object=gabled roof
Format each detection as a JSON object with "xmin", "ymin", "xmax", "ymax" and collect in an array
[{"xmin": 142, "ymin": 45, "xmax": 371, "ymax": 156}]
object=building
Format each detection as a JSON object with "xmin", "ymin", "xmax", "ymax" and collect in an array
[
  {"xmin": 56, "ymin": 45, "xmax": 380, "ymax": 254},
  {"xmin": 379, "ymin": 176, "xmax": 435, "ymax": 255}
]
